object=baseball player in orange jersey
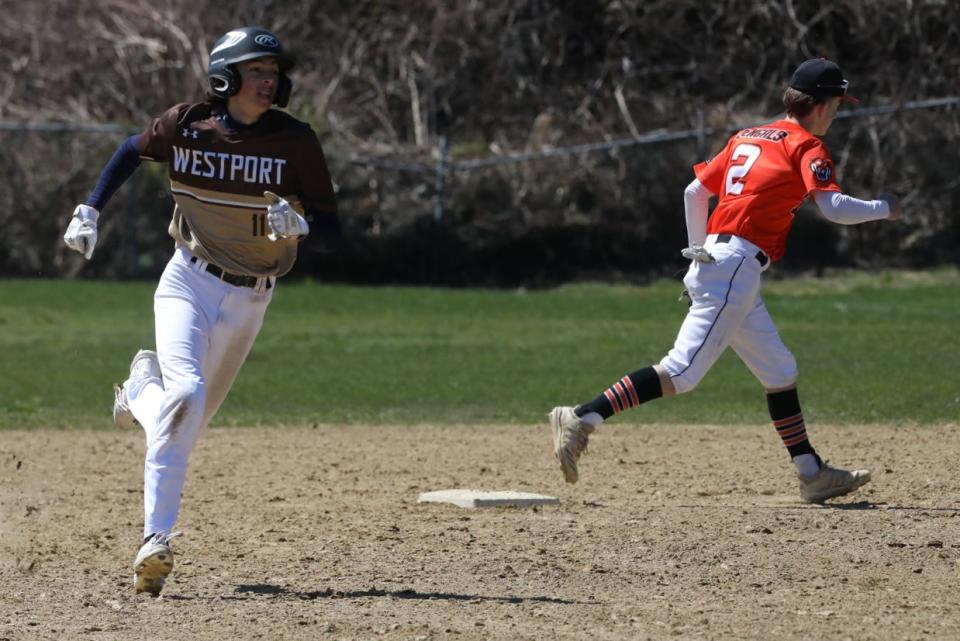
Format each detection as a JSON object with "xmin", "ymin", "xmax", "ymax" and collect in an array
[
  {"xmin": 550, "ymin": 58, "xmax": 902, "ymax": 502},
  {"xmin": 63, "ymin": 27, "xmax": 340, "ymax": 595}
]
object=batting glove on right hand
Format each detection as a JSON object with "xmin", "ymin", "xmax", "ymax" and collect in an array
[
  {"xmin": 264, "ymin": 191, "xmax": 309, "ymax": 241},
  {"xmin": 681, "ymin": 244, "xmax": 715, "ymax": 264},
  {"xmin": 63, "ymin": 204, "xmax": 100, "ymax": 260}
]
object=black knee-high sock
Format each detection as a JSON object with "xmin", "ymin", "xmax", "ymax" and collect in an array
[
  {"xmin": 767, "ymin": 387, "xmax": 817, "ymax": 459},
  {"xmin": 575, "ymin": 367, "xmax": 663, "ymax": 420}
]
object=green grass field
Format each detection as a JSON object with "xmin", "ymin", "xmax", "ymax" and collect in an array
[{"xmin": 1, "ymin": 270, "xmax": 957, "ymax": 428}]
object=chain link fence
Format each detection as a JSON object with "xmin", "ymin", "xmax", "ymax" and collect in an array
[{"xmin": 2, "ymin": 96, "xmax": 958, "ymax": 284}]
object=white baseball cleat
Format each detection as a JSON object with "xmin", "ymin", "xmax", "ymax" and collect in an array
[
  {"xmin": 798, "ymin": 461, "xmax": 871, "ymax": 503},
  {"xmin": 112, "ymin": 384, "xmax": 135, "ymax": 429},
  {"xmin": 549, "ymin": 406, "xmax": 595, "ymax": 484},
  {"xmin": 112, "ymin": 349, "xmax": 161, "ymax": 429},
  {"xmin": 133, "ymin": 531, "xmax": 182, "ymax": 596}
]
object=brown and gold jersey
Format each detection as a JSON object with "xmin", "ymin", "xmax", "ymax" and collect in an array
[{"xmin": 138, "ymin": 102, "xmax": 337, "ymax": 277}]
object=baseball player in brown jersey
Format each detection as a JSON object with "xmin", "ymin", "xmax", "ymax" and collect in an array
[
  {"xmin": 548, "ymin": 59, "xmax": 902, "ymax": 504},
  {"xmin": 63, "ymin": 26, "xmax": 340, "ymax": 596}
]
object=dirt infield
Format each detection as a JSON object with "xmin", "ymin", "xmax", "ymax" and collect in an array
[{"xmin": 3, "ymin": 422, "xmax": 959, "ymax": 641}]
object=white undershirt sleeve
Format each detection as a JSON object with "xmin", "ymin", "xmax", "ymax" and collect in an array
[
  {"xmin": 812, "ymin": 190, "xmax": 890, "ymax": 225},
  {"xmin": 684, "ymin": 178, "xmax": 713, "ymax": 246}
]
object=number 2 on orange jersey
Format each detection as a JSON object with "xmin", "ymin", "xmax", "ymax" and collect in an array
[{"xmin": 725, "ymin": 143, "xmax": 761, "ymax": 195}]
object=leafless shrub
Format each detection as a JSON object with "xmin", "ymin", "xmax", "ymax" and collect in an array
[{"xmin": 1, "ymin": 0, "xmax": 957, "ymax": 281}]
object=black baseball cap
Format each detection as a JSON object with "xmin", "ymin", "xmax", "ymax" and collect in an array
[{"xmin": 789, "ymin": 58, "xmax": 859, "ymax": 103}]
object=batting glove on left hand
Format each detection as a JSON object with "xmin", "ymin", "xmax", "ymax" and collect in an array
[
  {"xmin": 264, "ymin": 191, "xmax": 309, "ymax": 241},
  {"xmin": 681, "ymin": 244, "xmax": 715, "ymax": 264},
  {"xmin": 63, "ymin": 204, "xmax": 100, "ymax": 260}
]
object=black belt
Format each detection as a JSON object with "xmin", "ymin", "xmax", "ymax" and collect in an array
[
  {"xmin": 190, "ymin": 256, "xmax": 272, "ymax": 289},
  {"xmin": 715, "ymin": 234, "xmax": 769, "ymax": 268}
]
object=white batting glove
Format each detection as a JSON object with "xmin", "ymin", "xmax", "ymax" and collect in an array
[
  {"xmin": 63, "ymin": 204, "xmax": 100, "ymax": 260},
  {"xmin": 264, "ymin": 191, "xmax": 309, "ymax": 241},
  {"xmin": 681, "ymin": 244, "xmax": 715, "ymax": 264}
]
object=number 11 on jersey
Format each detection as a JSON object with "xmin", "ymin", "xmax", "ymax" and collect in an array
[{"xmin": 252, "ymin": 212, "xmax": 267, "ymax": 236}]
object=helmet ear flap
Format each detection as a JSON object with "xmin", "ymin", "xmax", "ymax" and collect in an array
[
  {"xmin": 274, "ymin": 72, "xmax": 292, "ymax": 108},
  {"xmin": 209, "ymin": 65, "xmax": 241, "ymax": 99}
]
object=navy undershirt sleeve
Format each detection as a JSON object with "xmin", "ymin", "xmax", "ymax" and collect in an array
[{"xmin": 84, "ymin": 134, "xmax": 143, "ymax": 210}]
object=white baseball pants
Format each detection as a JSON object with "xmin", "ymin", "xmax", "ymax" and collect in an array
[
  {"xmin": 126, "ymin": 247, "xmax": 273, "ymax": 537},
  {"xmin": 660, "ymin": 234, "xmax": 797, "ymax": 394}
]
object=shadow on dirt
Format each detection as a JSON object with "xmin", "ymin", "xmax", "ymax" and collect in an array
[
  {"xmin": 678, "ymin": 500, "xmax": 960, "ymax": 512},
  {"xmin": 828, "ymin": 501, "xmax": 960, "ymax": 512},
  {"xmin": 824, "ymin": 501, "xmax": 881, "ymax": 510},
  {"xmin": 231, "ymin": 584, "xmax": 590, "ymax": 605}
]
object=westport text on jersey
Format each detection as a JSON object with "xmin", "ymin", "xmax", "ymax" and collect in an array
[{"xmin": 171, "ymin": 145, "xmax": 287, "ymax": 185}]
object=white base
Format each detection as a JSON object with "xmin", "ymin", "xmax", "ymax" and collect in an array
[{"xmin": 417, "ymin": 489, "xmax": 559, "ymax": 509}]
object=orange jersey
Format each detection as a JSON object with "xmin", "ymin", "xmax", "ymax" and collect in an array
[{"xmin": 693, "ymin": 119, "xmax": 841, "ymax": 262}]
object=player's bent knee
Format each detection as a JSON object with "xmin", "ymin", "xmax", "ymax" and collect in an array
[
  {"xmin": 671, "ymin": 377, "xmax": 698, "ymax": 395},
  {"xmin": 764, "ymin": 378, "xmax": 798, "ymax": 394},
  {"xmin": 657, "ymin": 358, "xmax": 706, "ymax": 396},
  {"xmin": 753, "ymin": 353, "xmax": 797, "ymax": 391},
  {"xmin": 160, "ymin": 379, "xmax": 207, "ymax": 433},
  {"xmin": 166, "ymin": 379, "xmax": 205, "ymax": 405},
  {"xmin": 653, "ymin": 364, "xmax": 678, "ymax": 397},
  {"xmin": 760, "ymin": 365, "xmax": 798, "ymax": 391},
  {"xmin": 661, "ymin": 368, "xmax": 702, "ymax": 395}
]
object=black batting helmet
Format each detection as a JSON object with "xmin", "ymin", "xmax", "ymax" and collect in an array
[{"xmin": 207, "ymin": 27, "xmax": 293, "ymax": 107}]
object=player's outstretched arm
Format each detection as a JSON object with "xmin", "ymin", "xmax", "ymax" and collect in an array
[
  {"xmin": 63, "ymin": 205, "xmax": 99, "ymax": 259},
  {"xmin": 62, "ymin": 134, "xmax": 143, "ymax": 260},
  {"xmin": 877, "ymin": 193, "xmax": 903, "ymax": 221},
  {"xmin": 812, "ymin": 190, "xmax": 902, "ymax": 225},
  {"xmin": 679, "ymin": 178, "xmax": 717, "ymax": 263},
  {"xmin": 683, "ymin": 178, "xmax": 713, "ymax": 247}
]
